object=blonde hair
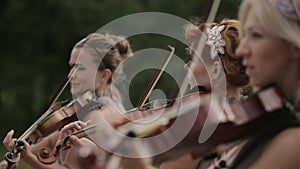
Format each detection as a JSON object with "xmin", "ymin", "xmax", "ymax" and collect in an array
[
  {"xmin": 75, "ymin": 33, "xmax": 133, "ymax": 84},
  {"xmin": 74, "ymin": 33, "xmax": 133, "ymax": 104},
  {"xmin": 239, "ymin": 0, "xmax": 300, "ymax": 49},
  {"xmin": 185, "ymin": 19, "xmax": 249, "ymax": 88}
]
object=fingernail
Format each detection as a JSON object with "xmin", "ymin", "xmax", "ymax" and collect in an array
[
  {"xmin": 70, "ymin": 135, "xmax": 78, "ymax": 141},
  {"xmin": 8, "ymin": 130, "xmax": 14, "ymax": 135}
]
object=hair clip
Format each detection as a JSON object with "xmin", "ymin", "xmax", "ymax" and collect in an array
[
  {"xmin": 274, "ymin": 0, "xmax": 299, "ymax": 22},
  {"xmin": 205, "ymin": 25, "xmax": 226, "ymax": 60}
]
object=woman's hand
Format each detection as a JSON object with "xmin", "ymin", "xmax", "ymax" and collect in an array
[
  {"xmin": 54, "ymin": 121, "xmax": 90, "ymax": 155},
  {"xmin": 0, "ymin": 160, "xmax": 8, "ymax": 169},
  {"xmin": 3, "ymin": 130, "xmax": 17, "ymax": 152}
]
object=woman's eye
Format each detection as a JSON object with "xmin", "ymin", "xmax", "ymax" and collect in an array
[
  {"xmin": 77, "ymin": 66, "xmax": 85, "ymax": 70},
  {"xmin": 251, "ymin": 32, "xmax": 263, "ymax": 39}
]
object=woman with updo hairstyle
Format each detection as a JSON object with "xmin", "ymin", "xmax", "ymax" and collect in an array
[
  {"xmin": 1, "ymin": 33, "xmax": 133, "ymax": 169},
  {"xmin": 156, "ymin": 19, "xmax": 250, "ymax": 169},
  {"xmin": 70, "ymin": 33, "xmax": 133, "ymax": 104},
  {"xmin": 89, "ymin": 19, "xmax": 250, "ymax": 169},
  {"xmin": 184, "ymin": 19, "xmax": 249, "ymax": 100}
]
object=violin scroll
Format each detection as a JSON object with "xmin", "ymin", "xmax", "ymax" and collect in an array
[
  {"xmin": 4, "ymin": 141, "xmax": 24, "ymax": 169},
  {"xmin": 4, "ymin": 152, "xmax": 19, "ymax": 169}
]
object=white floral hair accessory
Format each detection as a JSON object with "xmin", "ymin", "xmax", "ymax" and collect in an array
[
  {"xmin": 205, "ymin": 25, "xmax": 226, "ymax": 60},
  {"xmin": 273, "ymin": 0, "xmax": 299, "ymax": 22}
]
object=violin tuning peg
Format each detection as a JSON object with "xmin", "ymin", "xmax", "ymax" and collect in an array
[
  {"xmin": 16, "ymin": 140, "xmax": 24, "ymax": 147},
  {"xmin": 54, "ymin": 144, "xmax": 62, "ymax": 157},
  {"xmin": 219, "ymin": 160, "xmax": 227, "ymax": 168},
  {"xmin": 63, "ymin": 135, "xmax": 71, "ymax": 145},
  {"xmin": 16, "ymin": 147, "xmax": 24, "ymax": 153}
]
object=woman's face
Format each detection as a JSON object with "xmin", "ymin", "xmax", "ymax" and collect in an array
[
  {"xmin": 236, "ymin": 9, "xmax": 294, "ymax": 88},
  {"xmin": 68, "ymin": 47, "xmax": 106, "ymax": 96},
  {"xmin": 184, "ymin": 47, "xmax": 210, "ymax": 90}
]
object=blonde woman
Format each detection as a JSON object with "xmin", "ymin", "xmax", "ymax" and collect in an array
[
  {"xmin": 1, "ymin": 33, "xmax": 133, "ymax": 169},
  {"xmin": 234, "ymin": 0, "xmax": 300, "ymax": 168}
]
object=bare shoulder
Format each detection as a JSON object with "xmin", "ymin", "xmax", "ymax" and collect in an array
[{"xmin": 250, "ymin": 127, "xmax": 300, "ymax": 169}]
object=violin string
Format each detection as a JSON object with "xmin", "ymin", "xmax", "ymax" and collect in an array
[
  {"xmin": 139, "ymin": 46, "xmax": 175, "ymax": 108},
  {"xmin": 49, "ymin": 67, "xmax": 78, "ymax": 109},
  {"xmin": 55, "ymin": 124, "xmax": 97, "ymax": 156},
  {"xmin": 175, "ymin": 0, "xmax": 221, "ymax": 99},
  {"xmin": 136, "ymin": 65, "xmax": 160, "ymax": 108},
  {"xmin": 136, "ymin": 46, "xmax": 174, "ymax": 108},
  {"xmin": 17, "ymin": 67, "xmax": 79, "ymax": 141}
]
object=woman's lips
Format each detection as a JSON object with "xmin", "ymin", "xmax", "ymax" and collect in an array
[
  {"xmin": 71, "ymin": 83, "xmax": 80, "ymax": 87},
  {"xmin": 245, "ymin": 65, "xmax": 255, "ymax": 76}
]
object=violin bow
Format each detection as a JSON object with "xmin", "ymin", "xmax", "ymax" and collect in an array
[
  {"xmin": 175, "ymin": 0, "xmax": 222, "ymax": 99},
  {"xmin": 54, "ymin": 124, "xmax": 97, "ymax": 157},
  {"xmin": 16, "ymin": 67, "xmax": 79, "ymax": 142},
  {"xmin": 195, "ymin": 0, "xmax": 228, "ymax": 144},
  {"xmin": 136, "ymin": 45, "xmax": 175, "ymax": 108},
  {"xmin": 4, "ymin": 67, "xmax": 79, "ymax": 169}
]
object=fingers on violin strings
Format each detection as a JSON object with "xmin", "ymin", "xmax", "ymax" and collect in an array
[
  {"xmin": 7, "ymin": 138, "xmax": 17, "ymax": 152},
  {"xmin": 68, "ymin": 136, "xmax": 91, "ymax": 149},
  {"xmin": 69, "ymin": 135, "xmax": 84, "ymax": 148},
  {"xmin": 71, "ymin": 121, "xmax": 89, "ymax": 132},
  {"xmin": 85, "ymin": 120, "xmax": 92, "ymax": 125},
  {"xmin": 62, "ymin": 121, "xmax": 87, "ymax": 134},
  {"xmin": 3, "ymin": 130, "xmax": 14, "ymax": 147}
]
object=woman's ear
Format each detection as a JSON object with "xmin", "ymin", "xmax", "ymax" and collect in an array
[{"xmin": 101, "ymin": 69, "xmax": 112, "ymax": 82}]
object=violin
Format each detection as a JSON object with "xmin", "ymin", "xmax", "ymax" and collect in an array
[
  {"xmin": 50, "ymin": 85, "xmax": 288, "ymax": 168},
  {"xmin": 4, "ymin": 91, "xmax": 99, "ymax": 168},
  {"xmin": 99, "ymin": 85, "xmax": 294, "ymax": 164}
]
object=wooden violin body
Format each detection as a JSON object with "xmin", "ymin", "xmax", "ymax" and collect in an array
[
  {"xmin": 29, "ymin": 91, "xmax": 96, "ymax": 143},
  {"xmin": 4, "ymin": 91, "xmax": 99, "ymax": 167},
  {"xmin": 20, "ymin": 85, "xmax": 292, "ymax": 167},
  {"xmin": 111, "ymin": 86, "xmax": 292, "ymax": 164}
]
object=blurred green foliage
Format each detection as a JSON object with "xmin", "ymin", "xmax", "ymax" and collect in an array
[{"xmin": 0, "ymin": 0, "xmax": 242, "ymax": 168}]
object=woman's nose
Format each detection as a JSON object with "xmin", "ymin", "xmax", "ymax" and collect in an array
[
  {"xmin": 67, "ymin": 67, "xmax": 76, "ymax": 79},
  {"xmin": 236, "ymin": 40, "xmax": 249, "ymax": 59}
]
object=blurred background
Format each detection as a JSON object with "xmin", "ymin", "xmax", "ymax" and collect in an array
[{"xmin": 0, "ymin": 0, "xmax": 241, "ymax": 168}]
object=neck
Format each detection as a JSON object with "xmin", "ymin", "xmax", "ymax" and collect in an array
[
  {"xmin": 278, "ymin": 65, "xmax": 300, "ymax": 104},
  {"xmin": 281, "ymin": 79, "xmax": 300, "ymax": 104}
]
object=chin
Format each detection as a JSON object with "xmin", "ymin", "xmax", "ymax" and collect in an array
[
  {"xmin": 251, "ymin": 79, "xmax": 270, "ymax": 89},
  {"xmin": 71, "ymin": 90, "xmax": 81, "ymax": 97}
]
